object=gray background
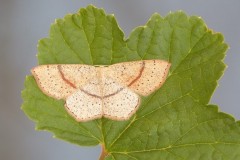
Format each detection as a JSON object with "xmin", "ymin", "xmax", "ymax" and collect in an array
[{"xmin": 0, "ymin": 0, "xmax": 239, "ymax": 159}]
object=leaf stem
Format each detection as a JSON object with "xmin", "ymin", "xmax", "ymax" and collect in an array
[{"xmin": 99, "ymin": 145, "xmax": 108, "ymax": 160}]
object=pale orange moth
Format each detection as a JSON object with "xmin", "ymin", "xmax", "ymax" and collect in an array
[{"xmin": 31, "ymin": 60, "xmax": 171, "ymax": 122}]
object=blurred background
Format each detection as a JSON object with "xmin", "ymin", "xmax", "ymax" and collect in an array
[{"xmin": 0, "ymin": 0, "xmax": 239, "ymax": 159}]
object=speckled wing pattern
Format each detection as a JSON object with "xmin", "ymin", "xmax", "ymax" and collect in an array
[
  {"xmin": 31, "ymin": 65, "xmax": 97, "ymax": 99},
  {"xmin": 31, "ymin": 60, "xmax": 171, "ymax": 122},
  {"xmin": 107, "ymin": 60, "xmax": 171, "ymax": 96}
]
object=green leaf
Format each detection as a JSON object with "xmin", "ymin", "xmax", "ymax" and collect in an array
[{"xmin": 22, "ymin": 5, "xmax": 240, "ymax": 160}]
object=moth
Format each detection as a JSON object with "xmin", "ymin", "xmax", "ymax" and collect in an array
[{"xmin": 31, "ymin": 60, "xmax": 171, "ymax": 122}]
